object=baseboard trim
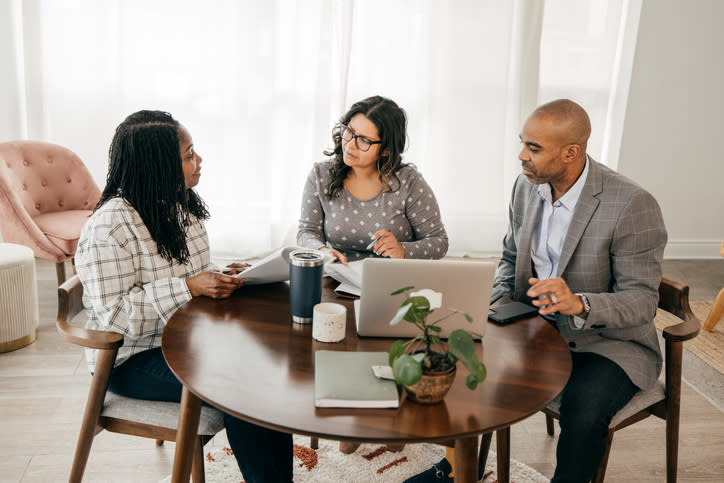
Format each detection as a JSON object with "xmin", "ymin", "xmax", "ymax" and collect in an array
[{"xmin": 664, "ymin": 240, "xmax": 722, "ymax": 259}]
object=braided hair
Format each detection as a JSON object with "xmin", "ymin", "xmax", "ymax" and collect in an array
[
  {"xmin": 324, "ymin": 96, "xmax": 408, "ymax": 198},
  {"xmin": 97, "ymin": 110, "xmax": 209, "ymax": 263}
]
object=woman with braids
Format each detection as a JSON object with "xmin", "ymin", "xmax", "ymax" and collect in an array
[
  {"xmin": 297, "ymin": 95, "xmax": 448, "ymax": 265},
  {"xmin": 75, "ymin": 110, "xmax": 293, "ymax": 482}
]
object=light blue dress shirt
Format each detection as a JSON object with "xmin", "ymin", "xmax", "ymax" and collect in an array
[{"xmin": 531, "ymin": 157, "xmax": 590, "ymax": 327}]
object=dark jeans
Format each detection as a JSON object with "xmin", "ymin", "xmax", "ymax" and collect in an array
[
  {"xmin": 551, "ymin": 351, "xmax": 638, "ymax": 483},
  {"xmin": 108, "ymin": 348, "xmax": 293, "ymax": 483}
]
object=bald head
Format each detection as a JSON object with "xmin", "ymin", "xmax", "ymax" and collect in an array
[
  {"xmin": 518, "ymin": 99, "xmax": 592, "ymax": 198},
  {"xmin": 529, "ymin": 99, "xmax": 591, "ymax": 153}
]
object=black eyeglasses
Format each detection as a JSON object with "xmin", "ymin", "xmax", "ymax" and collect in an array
[{"xmin": 340, "ymin": 124, "xmax": 381, "ymax": 152}]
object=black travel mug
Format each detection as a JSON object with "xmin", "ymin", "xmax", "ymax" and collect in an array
[{"xmin": 289, "ymin": 249, "xmax": 325, "ymax": 324}]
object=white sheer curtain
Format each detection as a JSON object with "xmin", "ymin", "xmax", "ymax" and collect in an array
[
  {"xmin": 538, "ymin": 0, "xmax": 636, "ymax": 168},
  {"xmin": 343, "ymin": 1, "xmax": 525, "ymax": 256},
  {"xmin": 0, "ymin": 0, "xmax": 632, "ymax": 259}
]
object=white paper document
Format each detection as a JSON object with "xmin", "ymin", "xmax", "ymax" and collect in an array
[
  {"xmin": 233, "ymin": 246, "xmax": 303, "ymax": 285},
  {"xmin": 324, "ymin": 260, "xmax": 364, "ymax": 296},
  {"xmin": 232, "ymin": 246, "xmax": 360, "ymax": 288}
]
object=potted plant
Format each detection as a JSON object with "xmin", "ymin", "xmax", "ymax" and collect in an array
[{"xmin": 387, "ymin": 286, "xmax": 487, "ymax": 404}]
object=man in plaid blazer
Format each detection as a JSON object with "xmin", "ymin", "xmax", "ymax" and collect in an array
[{"xmin": 492, "ymin": 99, "xmax": 667, "ymax": 482}]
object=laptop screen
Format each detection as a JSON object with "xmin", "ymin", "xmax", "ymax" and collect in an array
[{"xmin": 355, "ymin": 258, "xmax": 495, "ymax": 339}]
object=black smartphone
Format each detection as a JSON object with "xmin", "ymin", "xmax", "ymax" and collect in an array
[{"xmin": 488, "ymin": 301, "xmax": 539, "ymax": 324}]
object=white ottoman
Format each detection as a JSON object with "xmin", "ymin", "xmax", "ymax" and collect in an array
[{"xmin": 0, "ymin": 243, "xmax": 39, "ymax": 352}]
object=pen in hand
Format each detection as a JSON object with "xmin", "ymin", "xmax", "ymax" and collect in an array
[{"xmin": 366, "ymin": 237, "xmax": 380, "ymax": 251}]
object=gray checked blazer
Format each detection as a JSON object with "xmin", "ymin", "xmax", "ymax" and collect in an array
[{"xmin": 491, "ymin": 158, "xmax": 667, "ymax": 390}]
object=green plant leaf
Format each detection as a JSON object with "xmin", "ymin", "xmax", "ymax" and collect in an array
[
  {"xmin": 469, "ymin": 362, "xmax": 486, "ymax": 382},
  {"xmin": 390, "ymin": 286, "xmax": 415, "ymax": 296},
  {"xmin": 403, "ymin": 296, "xmax": 431, "ymax": 323},
  {"xmin": 389, "ymin": 303, "xmax": 412, "ymax": 326},
  {"xmin": 393, "ymin": 354, "xmax": 423, "ymax": 386},
  {"xmin": 388, "ymin": 340, "xmax": 406, "ymax": 367},
  {"xmin": 427, "ymin": 325, "xmax": 442, "ymax": 333},
  {"xmin": 406, "ymin": 295, "xmax": 431, "ymax": 310},
  {"xmin": 448, "ymin": 329, "xmax": 486, "ymax": 387},
  {"xmin": 411, "ymin": 352, "xmax": 426, "ymax": 362},
  {"xmin": 466, "ymin": 371, "xmax": 485, "ymax": 390}
]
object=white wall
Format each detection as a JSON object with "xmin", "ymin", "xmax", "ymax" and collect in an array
[{"xmin": 617, "ymin": 0, "xmax": 724, "ymax": 258}]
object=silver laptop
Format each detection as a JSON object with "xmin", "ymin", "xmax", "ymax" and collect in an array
[{"xmin": 354, "ymin": 258, "xmax": 496, "ymax": 339}]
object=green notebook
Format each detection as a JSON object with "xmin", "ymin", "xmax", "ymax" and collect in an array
[{"xmin": 314, "ymin": 351, "xmax": 400, "ymax": 408}]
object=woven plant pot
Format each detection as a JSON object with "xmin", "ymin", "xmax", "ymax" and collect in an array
[{"xmin": 404, "ymin": 365, "xmax": 456, "ymax": 404}]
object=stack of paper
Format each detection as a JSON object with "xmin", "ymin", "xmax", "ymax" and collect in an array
[
  {"xmin": 232, "ymin": 246, "xmax": 303, "ymax": 285},
  {"xmin": 324, "ymin": 260, "xmax": 364, "ymax": 296}
]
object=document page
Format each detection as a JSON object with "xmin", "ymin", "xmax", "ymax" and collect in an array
[
  {"xmin": 324, "ymin": 260, "xmax": 364, "ymax": 296},
  {"xmin": 233, "ymin": 246, "xmax": 302, "ymax": 285}
]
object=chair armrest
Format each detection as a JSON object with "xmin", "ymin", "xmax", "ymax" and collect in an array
[
  {"xmin": 56, "ymin": 275, "xmax": 125, "ymax": 350},
  {"xmin": 659, "ymin": 277, "xmax": 701, "ymax": 343},
  {"xmin": 56, "ymin": 322, "xmax": 124, "ymax": 351}
]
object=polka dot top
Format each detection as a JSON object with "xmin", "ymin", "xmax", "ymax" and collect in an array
[{"xmin": 297, "ymin": 161, "xmax": 449, "ymax": 261}]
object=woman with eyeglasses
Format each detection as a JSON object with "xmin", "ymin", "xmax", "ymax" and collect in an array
[{"xmin": 297, "ymin": 95, "xmax": 448, "ymax": 265}]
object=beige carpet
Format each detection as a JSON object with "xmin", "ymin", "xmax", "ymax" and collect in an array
[
  {"xmin": 161, "ymin": 435, "xmax": 548, "ymax": 482},
  {"xmin": 655, "ymin": 301, "xmax": 724, "ymax": 412},
  {"xmin": 655, "ymin": 301, "xmax": 724, "ymax": 375}
]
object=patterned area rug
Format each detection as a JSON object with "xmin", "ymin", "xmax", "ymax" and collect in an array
[
  {"xmin": 655, "ymin": 301, "xmax": 724, "ymax": 411},
  {"xmin": 160, "ymin": 435, "xmax": 548, "ymax": 482},
  {"xmin": 655, "ymin": 301, "xmax": 724, "ymax": 374}
]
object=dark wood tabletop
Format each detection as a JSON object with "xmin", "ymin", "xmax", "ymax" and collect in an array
[{"xmin": 163, "ymin": 278, "xmax": 571, "ymax": 482}]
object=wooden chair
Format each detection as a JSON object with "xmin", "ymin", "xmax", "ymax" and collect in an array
[
  {"xmin": 57, "ymin": 275, "xmax": 225, "ymax": 482},
  {"xmin": 702, "ymin": 241, "xmax": 724, "ymax": 331},
  {"xmin": 542, "ymin": 277, "xmax": 700, "ymax": 482}
]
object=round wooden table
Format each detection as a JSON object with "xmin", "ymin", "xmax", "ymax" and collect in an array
[{"xmin": 163, "ymin": 279, "xmax": 571, "ymax": 482}]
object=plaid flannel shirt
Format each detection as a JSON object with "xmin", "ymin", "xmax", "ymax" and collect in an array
[{"xmin": 75, "ymin": 198, "xmax": 211, "ymax": 373}]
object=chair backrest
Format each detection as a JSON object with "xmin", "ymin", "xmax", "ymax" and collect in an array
[
  {"xmin": 57, "ymin": 275, "xmax": 124, "ymax": 351},
  {"xmin": 0, "ymin": 141, "xmax": 100, "ymax": 216},
  {"xmin": 0, "ymin": 141, "xmax": 101, "ymax": 262}
]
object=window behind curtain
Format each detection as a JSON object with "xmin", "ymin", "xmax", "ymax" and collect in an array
[
  {"xmin": 8, "ymin": 0, "xmax": 631, "ymax": 258},
  {"xmin": 539, "ymin": 0, "xmax": 627, "ymax": 163}
]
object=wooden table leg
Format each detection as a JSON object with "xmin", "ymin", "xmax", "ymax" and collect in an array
[
  {"xmin": 454, "ymin": 436, "xmax": 478, "ymax": 482},
  {"xmin": 171, "ymin": 386, "xmax": 202, "ymax": 483},
  {"xmin": 496, "ymin": 427, "xmax": 510, "ymax": 483},
  {"xmin": 478, "ymin": 432, "xmax": 493, "ymax": 477}
]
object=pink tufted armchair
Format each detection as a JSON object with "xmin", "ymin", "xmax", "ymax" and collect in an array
[{"xmin": 0, "ymin": 141, "xmax": 101, "ymax": 285}]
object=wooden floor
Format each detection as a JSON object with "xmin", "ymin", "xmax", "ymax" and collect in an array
[{"xmin": 1, "ymin": 258, "xmax": 723, "ymax": 482}]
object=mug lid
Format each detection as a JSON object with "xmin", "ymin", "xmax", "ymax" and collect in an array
[{"xmin": 290, "ymin": 249, "xmax": 325, "ymax": 267}]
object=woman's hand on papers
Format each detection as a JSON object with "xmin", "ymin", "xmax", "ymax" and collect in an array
[
  {"xmin": 320, "ymin": 246, "xmax": 348, "ymax": 265},
  {"xmin": 186, "ymin": 271, "xmax": 243, "ymax": 299}
]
